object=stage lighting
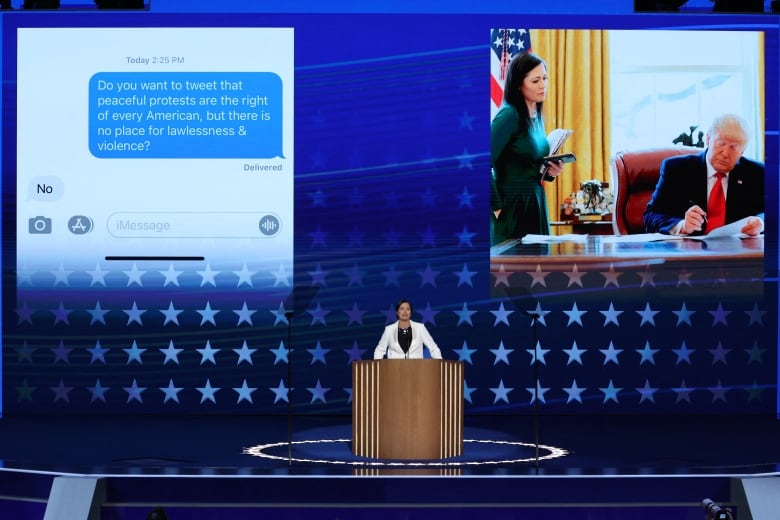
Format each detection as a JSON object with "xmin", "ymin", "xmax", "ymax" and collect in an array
[{"xmin": 702, "ymin": 498, "xmax": 734, "ymax": 520}]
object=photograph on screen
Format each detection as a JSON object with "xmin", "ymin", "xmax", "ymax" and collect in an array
[{"xmin": 489, "ymin": 28, "xmax": 765, "ymax": 300}]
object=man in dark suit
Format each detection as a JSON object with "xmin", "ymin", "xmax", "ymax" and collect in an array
[{"xmin": 644, "ymin": 113, "xmax": 764, "ymax": 236}]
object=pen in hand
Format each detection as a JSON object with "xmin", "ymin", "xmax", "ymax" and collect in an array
[{"xmin": 688, "ymin": 200, "xmax": 707, "ymax": 228}]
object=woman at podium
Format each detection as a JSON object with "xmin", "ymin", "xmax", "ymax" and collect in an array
[{"xmin": 373, "ymin": 300, "xmax": 442, "ymax": 359}]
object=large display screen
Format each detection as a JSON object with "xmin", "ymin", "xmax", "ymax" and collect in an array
[{"xmin": 2, "ymin": 3, "xmax": 777, "ymax": 418}]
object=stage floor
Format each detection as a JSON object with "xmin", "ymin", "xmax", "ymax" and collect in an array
[{"xmin": 1, "ymin": 413, "xmax": 779, "ymax": 477}]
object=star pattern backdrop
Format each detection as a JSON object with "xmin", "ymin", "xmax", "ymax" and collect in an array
[{"xmin": 2, "ymin": 13, "xmax": 778, "ymax": 416}]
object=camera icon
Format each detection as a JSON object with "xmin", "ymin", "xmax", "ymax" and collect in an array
[{"xmin": 28, "ymin": 216, "xmax": 53, "ymax": 234}]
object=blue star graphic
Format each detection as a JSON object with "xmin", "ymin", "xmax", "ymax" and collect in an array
[
  {"xmin": 234, "ymin": 341, "xmax": 257, "ymax": 365},
  {"xmin": 600, "ymin": 302, "xmax": 623, "ymax": 326},
  {"xmin": 493, "ymin": 264, "xmax": 512, "ymax": 287},
  {"xmin": 526, "ymin": 342, "xmax": 551, "ymax": 366},
  {"xmin": 88, "ymin": 301, "xmax": 110, "ymax": 326},
  {"xmin": 160, "ymin": 301, "xmax": 183, "ymax": 326},
  {"xmin": 51, "ymin": 302, "xmax": 72, "ymax": 326},
  {"xmin": 196, "ymin": 263, "xmax": 220, "ymax": 287},
  {"xmin": 16, "ymin": 301, "xmax": 34, "ymax": 325},
  {"xmin": 463, "ymin": 380, "xmax": 476, "ymax": 404},
  {"xmin": 124, "ymin": 340, "xmax": 146, "ymax": 364},
  {"xmin": 418, "ymin": 302, "xmax": 440, "ymax": 326},
  {"xmin": 16, "ymin": 341, "xmax": 35, "ymax": 363},
  {"xmin": 384, "ymin": 227, "xmax": 401, "ymax": 247},
  {"xmin": 525, "ymin": 380, "xmax": 550, "ymax": 404},
  {"xmin": 196, "ymin": 340, "xmax": 220, "ymax": 365},
  {"xmin": 708, "ymin": 303, "xmax": 731, "ymax": 326},
  {"xmin": 528, "ymin": 265, "xmax": 549, "ymax": 288},
  {"xmin": 307, "ymin": 341, "xmax": 330, "ymax": 365},
  {"xmin": 453, "ymin": 264, "xmax": 476, "ymax": 287},
  {"xmin": 345, "ymin": 303, "xmax": 367, "ymax": 326},
  {"xmin": 456, "ymin": 226, "xmax": 476, "ymax": 247},
  {"xmin": 599, "ymin": 380, "xmax": 622, "ymax": 404},
  {"xmin": 490, "ymin": 341, "xmax": 514, "ymax": 366},
  {"xmin": 563, "ymin": 340, "xmax": 586, "ymax": 365},
  {"xmin": 270, "ymin": 340, "xmax": 289, "ymax": 365},
  {"xmin": 638, "ymin": 267, "xmax": 657, "ymax": 288},
  {"xmin": 709, "ymin": 380, "xmax": 728, "ymax": 403},
  {"xmin": 418, "ymin": 225, "xmax": 438, "ymax": 247},
  {"xmin": 234, "ymin": 302, "xmax": 257, "ymax": 326},
  {"xmin": 234, "ymin": 379, "xmax": 257, "ymax": 404},
  {"xmin": 490, "ymin": 303, "xmax": 515, "ymax": 326},
  {"xmin": 708, "ymin": 341, "xmax": 731, "ymax": 365},
  {"xmin": 124, "ymin": 379, "xmax": 146, "ymax": 403},
  {"xmin": 490, "ymin": 379, "xmax": 513, "ymax": 404},
  {"xmin": 161, "ymin": 379, "xmax": 183, "ymax": 404},
  {"xmin": 344, "ymin": 388, "xmax": 353, "ymax": 404},
  {"xmin": 52, "ymin": 340, "xmax": 72, "ymax": 363},
  {"xmin": 197, "ymin": 379, "xmax": 220, "ymax": 404},
  {"xmin": 123, "ymin": 301, "xmax": 146, "ymax": 326},
  {"xmin": 526, "ymin": 302, "xmax": 550, "ymax": 326},
  {"xmin": 457, "ymin": 186, "xmax": 476, "ymax": 208},
  {"xmin": 308, "ymin": 302, "xmax": 330, "ymax": 326},
  {"xmin": 344, "ymin": 340, "xmax": 366, "ymax": 364},
  {"xmin": 16, "ymin": 379, "xmax": 35, "ymax": 402},
  {"xmin": 123, "ymin": 263, "xmax": 146, "ymax": 287},
  {"xmin": 381, "ymin": 304, "xmax": 398, "ymax": 324},
  {"xmin": 270, "ymin": 302, "xmax": 290, "ymax": 326},
  {"xmin": 459, "ymin": 111, "xmax": 474, "ymax": 130},
  {"xmin": 233, "ymin": 264, "xmax": 255, "ymax": 287},
  {"xmin": 745, "ymin": 303, "xmax": 767, "ymax": 326},
  {"xmin": 52, "ymin": 263, "xmax": 72, "ymax": 286},
  {"xmin": 308, "ymin": 263, "xmax": 328, "ymax": 286},
  {"xmin": 272, "ymin": 263, "xmax": 291, "ymax": 287},
  {"xmin": 307, "ymin": 379, "xmax": 330, "ymax": 404},
  {"xmin": 563, "ymin": 379, "xmax": 586, "ymax": 404},
  {"xmin": 636, "ymin": 379, "xmax": 658, "ymax": 404},
  {"xmin": 636, "ymin": 303, "xmax": 659, "ymax": 326},
  {"xmin": 563, "ymin": 302, "xmax": 587, "ymax": 327},
  {"xmin": 88, "ymin": 378, "xmax": 110, "ymax": 403},
  {"xmin": 672, "ymin": 341, "xmax": 694, "ymax": 365},
  {"xmin": 745, "ymin": 341, "xmax": 766, "ymax": 364},
  {"xmin": 418, "ymin": 264, "xmax": 440, "ymax": 287},
  {"xmin": 453, "ymin": 341, "xmax": 476, "ymax": 364},
  {"xmin": 564, "ymin": 265, "xmax": 586, "ymax": 288},
  {"xmin": 420, "ymin": 186, "xmax": 438, "ymax": 208},
  {"xmin": 87, "ymin": 340, "xmax": 109, "ymax": 364},
  {"xmin": 270, "ymin": 379, "xmax": 289, "ymax": 404},
  {"xmin": 456, "ymin": 147, "xmax": 478, "ymax": 169},
  {"xmin": 160, "ymin": 340, "xmax": 183, "ymax": 365},
  {"xmin": 636, "ymin": 341, "xmax": 659, "ymax": 365},
  {"xmin": 87, "ymin": 262, "xmax": 108, "ymax": 287},
  {"xmin": 454, "ymin": 302, "xmax": 477, "ymax": 326},
  {"xmin": 673, "ymin": 302, "xmax": 695, "ymax": 326},
  {"xmin": 308, "ymin": 224, "xmax": 328, "ymax": 247},
  {"xmin": 672, "ymin": 379, "xmax": 693, "ymax": 404},
  {"xmin": 51, "ymin": 379, "xmax": 73, "ymax": 403},
  {"xmin": 381, "ymin": 265, "xmax": 402, "ymax": 287},
  {"xmin": 746, "ymin": 380, "xmax": 763, "ymax": 402},
  {"xmin": 600, "ymin": 341, "xmax": 623, "ymax": 365},
  {"xmin": 197, "ymin": 301, "xmax": 221, "ymax": 326},
  {"xmin": 160, "ymin": 264, "xmax": 183, "ymax": 287},
  {"xmin": 345, "ymin": 264, "xmax": 366, "ymax": 287},
  {"xmin": 601, "ymin": 264, "xmax": 622, "ymax": 288}
]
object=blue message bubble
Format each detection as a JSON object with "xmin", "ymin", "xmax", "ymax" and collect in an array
[{"xmin": 89, "ymin": 72, "xmax": 284, "ymax": 158}]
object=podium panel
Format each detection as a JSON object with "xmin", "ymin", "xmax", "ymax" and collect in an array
[{"xmin": 352, "ymin": 359, "xmax": 464, "ymax": 460}]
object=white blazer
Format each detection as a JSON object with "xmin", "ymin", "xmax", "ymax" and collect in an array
[{"xmin": 373, "ymin": 320, "xmax": 442, "ymax": 359}]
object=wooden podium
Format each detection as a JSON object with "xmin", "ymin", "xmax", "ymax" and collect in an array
[{"xmin": 352, "ymin": 359, "xmax": 464, "ymax": 460}]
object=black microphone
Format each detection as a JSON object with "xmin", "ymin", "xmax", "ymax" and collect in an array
[{"xmin": 701, "ymin": 498, "xmax": 733, "ymax": 520}]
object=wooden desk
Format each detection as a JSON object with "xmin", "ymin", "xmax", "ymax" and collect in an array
[
  {"xmin": 551, "ymin": 220, "xmax": 613, "ymax": 236},
  {"xmin": 490, "ymin": 235, "xmax": 764, "ymax": 298}
]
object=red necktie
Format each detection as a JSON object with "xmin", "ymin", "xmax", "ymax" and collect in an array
[{"xmin": 706, "ymin": 172, "xmax": 726, "ymax": 232}]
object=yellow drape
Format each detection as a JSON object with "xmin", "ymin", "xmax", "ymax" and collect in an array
[{"xmin": 532, "ymin": 30, "xmax": 611, "ymax": 222}]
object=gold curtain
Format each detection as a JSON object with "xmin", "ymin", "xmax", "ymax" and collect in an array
[{"xmin": 532, "ymin": 30, "xmax": 611, "ymax": 222}]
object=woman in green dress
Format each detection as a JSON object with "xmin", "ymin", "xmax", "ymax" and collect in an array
[{"xmin": 491, "ymin": 52, "xmax": 564, "ymax": 246}]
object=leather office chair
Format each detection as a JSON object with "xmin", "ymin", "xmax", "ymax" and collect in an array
[{"xmin": 610, "ymin": 146, "xmax": 701, "ymax": 235}]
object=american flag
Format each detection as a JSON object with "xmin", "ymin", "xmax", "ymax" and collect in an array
[{"xmin": 490, "ymin": 28, "xmax": 532, "ymax": 120}]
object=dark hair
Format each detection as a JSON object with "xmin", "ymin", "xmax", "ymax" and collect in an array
[
  {"xmin": 503, "ymin": 52, "xmax": 546, "ymax": 134},
  {"xmin": 395, "ymin": 299, "xmax": 413, "ymax": 313},
  {"xmin": 146, "ymin": 507, "xmax": 168, "ymax": 520}
]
